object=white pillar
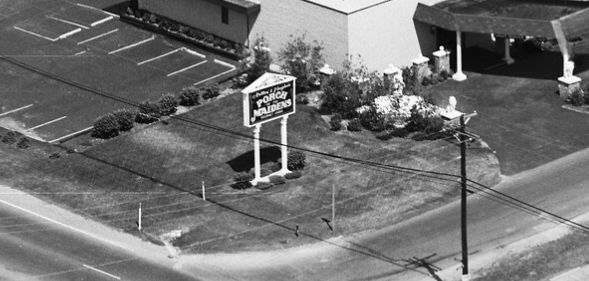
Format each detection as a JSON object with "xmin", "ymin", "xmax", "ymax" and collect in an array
[
  {"xmin": 252, "ymin": 124, "xmax": 261, "ymax": 184},
  {"xmin": 503, "ymin": 38, "xmax": 514, "ymax": 64},
  {"xmin": 453, "ymin": 30, "xmax": 467, "ymax": 81},
  {"xmin": 280, "ymin": 116, "xmax": 290, "ymax": 174},
  {"xmin": 563, "ymin": 53, "xmax": 570, "ymax": 77}
]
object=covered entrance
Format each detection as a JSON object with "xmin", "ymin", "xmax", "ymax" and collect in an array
[{"xmin": 414, "ymin": 0, "xmax": 589, "ymax": 83}]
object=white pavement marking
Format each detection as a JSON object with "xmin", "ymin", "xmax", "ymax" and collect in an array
[
  {"xmin": 137, "ymin": 48, "xmax": 181, "ymax": 65},
  {"xmin": 108, "ymin": 35, "xmax": 155, "ymax": 54},
  {"xmin": 0, "ymin": 104, "xmax": 33, "ymax": 117},
  {"xmin": 167, "ymin": 61, "xmax": 207, "ymax": 77},
  {"xmin": 48, "ymin": 15, "xmax": 88, "ymax": 29},
  {"xmin": 0, "ymin": 199, "xmax": 131, "ymax": 251},
  {"xmin": 49, "ymin": 126, "xmax": 93, "ymax": 144},
  {"xmin": 26, "ymin": 116, "xmax": 67, "ymax": 132},
  {"xmin": 13, "ymin": 26, "xmax": 58, "ymax": 42},
  {"xmin": 83, "ymin": 264, "xmax": 121, "ymax": 280},
  {"xmin": 58, "ymin": 28, "xmax": 82, "ymax": 40},
  {"xmin": 76, "ymin": 3, "xmax": 120, "ymax": 18},
  {"xmin": 182, "ymin": 47, "xmax": 206, "ymax": 59},
  {"xmin": 78, "ymin": 29, "xmax": 118, "ymax": 45},
  {"xmin": 194, "ymin": 61, "xmax": 237, "ymax": 86},
  {"xmin": 91, "ymin": 15, "xmax": 113, "ymax": 26},
  {"xmin": 213, "ymin": 59, "xmax": 235, "ymax": 69}
]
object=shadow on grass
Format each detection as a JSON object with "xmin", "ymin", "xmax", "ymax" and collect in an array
[
  {"xmin": 76, "ymin": 150, "xmax": 430, "ymax": 278},
  {"xmin": 226, "ymin": 146, "xmax": 281, "ymax": 172}
]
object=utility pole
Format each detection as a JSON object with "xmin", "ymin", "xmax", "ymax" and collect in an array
[{"xmin": 460, "ymin": 114, "xmax": 469, "ymax": 281}]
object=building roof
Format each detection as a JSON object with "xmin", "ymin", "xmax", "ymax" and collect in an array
[
  {"xmin": 414, "ymin": 0, "xmax": 589, "ymax": 39},
  {"xmin": 303, "ymin": 0, "xmax": 392, "ymax": 14}
]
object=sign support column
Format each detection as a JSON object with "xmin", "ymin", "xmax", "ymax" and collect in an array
[
  {"xmin": 253, "ymin": 124, "xmax": 261, "ymax": 184},
  {"xmin": 280, "ymin": 116, "xmax": 290, "ymax": 174},
  {"xmin": 453, "ymin": 30, "xmax": 467, "ymax": 81}
]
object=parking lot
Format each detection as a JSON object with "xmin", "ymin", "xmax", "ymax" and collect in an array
[{"xmin": 0, "ymin": 0, "xmax": 237, "ymax": 142}]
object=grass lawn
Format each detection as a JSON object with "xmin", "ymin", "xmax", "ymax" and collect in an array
[{"xmin": 0, "ymin": 89, "xmax": 501, "ymax": 254}]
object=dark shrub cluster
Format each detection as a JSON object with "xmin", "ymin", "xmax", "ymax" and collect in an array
[
  {"xmin": 200, "ymin": 82, "xmax": 221, "ymax": 100},
  {"xmin": 179, "ymin": 86, "xmax": 202, "ymax": 106},
  {"xmin": 157, "ymin": 93, "xmax": 178, "ymax": 116},
  {"xmin": 347, "ymin": 118, "xmax": 362, "ymax": 132},
  {"xmin": 112, "ymin": 108, "xmax": 136, "ymax": 131},
  {"xmin": 330, "ymin": 114, "xmax": 343, "ymax": 131},
  {"xmin": 269, "ymin": 175, "xmax": 286, "ymax": 185},
  {"xmin": 16, "ymin": 137, "xmax": 30, "ymax": 149},
  {"xmin": 231, "ymin": 171, "xmax": 254, "ymax": 190},
  {"xmin": 2, "ymin": 131, "xmax": 18, "ymax": 145},
  {"xmin": 92, "ymin": 113, "xmax": 121, "ymax": 139},
  {"xmin": 284, "ymin": 171, "xmax": 302, "ymax": 179},
  {"xmin": 136, "ymin": 100, "xmax": 161, "ymax": 124},
  {"xmin": 287, "ymin": 151, "xmax": 306, "ymax": 170}
]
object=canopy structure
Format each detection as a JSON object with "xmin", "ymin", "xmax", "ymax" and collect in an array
[{"xmin": 414, "ymin": 0, "xmax": 589, "ymax": 79}]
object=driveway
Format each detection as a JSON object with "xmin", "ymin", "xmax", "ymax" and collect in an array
[{"xmin": 433, "ymin": 49, "xmax": 589, "ymax": 175}]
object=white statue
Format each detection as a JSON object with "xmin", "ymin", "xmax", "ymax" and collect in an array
[
  {"xmin": 565, "ymin": 60, "xmax": 575, "ymax": 78},
  {"xmin": 447, "ymin": 96, "xmax": 457, "ymax": 113}
]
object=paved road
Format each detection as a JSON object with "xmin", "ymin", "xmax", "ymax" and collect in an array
[{"xmin": 0, "ymin": 198, "xmax": 200, "ymax": 281}]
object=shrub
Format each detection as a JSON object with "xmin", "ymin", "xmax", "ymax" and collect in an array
[
  {"xmin": 321, "ymin": 72, "xmax": 362, "ymax": 119},
  {"xmin": 391, "ymin": 127, "xmax": 410, "ymax": 138},
  {"xmin": 260, "ymin": 168, "xmax": 273, "ymax": 177},
  {"xmin": 359, "ymin": 107, "xmax": 390, "ymax": 132},
  {"xmin": 287, "ymin": 151, "xmax": 306, "ymax": 170},
  {"xmin": 200, "ymin": 82, "xmax": 221, "ymax": 100},
  {"xmin": 2, "ymin": 131, "xmax": 17, "ymax": 144},
  {"xmin": 157, "ymin": 93, "xmax": 178, "ymax": 116},
  {"xmin": 440, "ymin": 69, "xmax": 449, "ymax": 80},
  {"xmin": 568, "ymin": 89, "xmax": 585, "ymax": 106},
  {"xmin": 136, "ymin": 101, "xmax": 161, "ymax": 123},
  {"xmin": 48, "ymin": 152, "xmax": 61, "ymax": 159},
  {"xmin": 255, "ymin": 182, "xmax": 273, "ymax": 190},
  {"xmin": 92, "ymin": 113, "xmax": 121, "ymax": 139},
  {"xmin": 179, "ymin": 86, "xmax": 202, "ymax": 106},
  {"xmin": 112, "ymin": 108, "xmax": 136, "ymax": 131},
  {"xmin": 284, "ymin": 171, "xmax": 302, "ymax": 179},
  {"xmin": 330, "ymin": 114, "xmax": 343, "ymax": 131},
  {"xmin": 347, "ymin": 118, "xmax": 362, "ymax": 132},
  {"xmin": 268, "ymin": 162, "xmax": 282, "ymax": 172},
  {"xmin": 269, "ymin": 175, "xmax": 286, "ymax": 185},
  {"xmin": 231, "ymin": 171, "xmax": 254, "ymax": 190},
  {"xmin": 16, "ymin": 137, "xmax": 30, "ymax": 149},
  {"xmin": 278, "ymin": 33, "xmax": 325, "ymax": 93},
  {"xmin": 375, "ymin": 131, "xmax": 394, "ymax": 140}
]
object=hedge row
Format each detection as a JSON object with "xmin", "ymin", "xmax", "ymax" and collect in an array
[{"xmin": 92, "ymin": 82, "xmax": 221, "ymax": 139}]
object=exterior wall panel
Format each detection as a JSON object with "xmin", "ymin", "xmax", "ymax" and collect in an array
[{"xmin": 249, "ymin": 0, "xmax": 349, "ymax": 71}]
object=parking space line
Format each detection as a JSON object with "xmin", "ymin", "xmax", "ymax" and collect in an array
[
  {"xmin": 26, "ymin": 116, "xmax": 67, "ymax": 132},
  {"xmin": 194, "ymin": 65, "xmax": 237, "ymax": 86},
  {"xmin": 48, "ymin": 15, "xmax": 88, "ymax": 29},
  {"xmin": 167, "ymin": 61, "xmax": 207, "ymax": 77},
  {"xmin": 57, "ymin": 28, "xmax": 82, "ymax": 40},
  {"xmin": 108, "ymin": 35, "xmax": 155, "ymax": 54},
  {"xmin": 91, "ymin": 15, "xmax": 113, "ymax": 27},
  {"xmin": 78, "ymin": 29, "xmax": 118, "ymax": 45},
  {"xmin": 0, "ymin": 104, "xmax": 33, "ymax": 117},
  {"xmin": 182, "ymin": 47, "xmax": 206, "ymax": 59},
  {"xmin": 13, "ymin": 26, "xmax": 58, "ymax": 42},
  {"xmin": 137, "ymin": 48, "xmax": 182, "ymax": 65},
  {"xmin": 76, "ymin": 3, "xmax": 120, "ymax": 18},
  {"xmin": 48, "ymin": 126, "xmax": 93, "ymax": 144},
  {"xmin": 214, "ymin": 59, "xmax": 236, "ymax": 69},
  {"xmin": 82, "ymin": 264, "xmax": 121, "ymax": 280}
]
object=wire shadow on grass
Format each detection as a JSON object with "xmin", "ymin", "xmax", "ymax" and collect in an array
[{"xmin": 76, "ymin": 151, "xmax": 429, "ymax": 276}]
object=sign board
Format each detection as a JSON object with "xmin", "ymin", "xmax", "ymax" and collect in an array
[
  {"xmin": 242, "ymin": 72, "xmax": 296, "ymax": 127},
  {"xmin": 494, "ymin": 33, "xmax": 526, "ymax": 40}
]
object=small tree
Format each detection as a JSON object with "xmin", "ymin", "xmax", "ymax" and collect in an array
[
  {"xmin": 112, "ymin": 108, "xmax": 136, "ymax": 131},
  {"xmin": 157, "ymin": 93, "xmax": 178, "ymax": 116},
  {"xmin": 179, "ymin": 86, "xmax": 202, "ymax": 106},
  {"xmin": 245, "ymin": 36, "xmax": 272, "ymax": 84},
  {"xmin": 278, "ymin": 33, "xmax": 325, "ymax": 93}
]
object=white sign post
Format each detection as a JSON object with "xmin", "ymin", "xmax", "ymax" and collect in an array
[{"xmin": 242, "ymin": 72, "xmax": 297, "ymax": 184}]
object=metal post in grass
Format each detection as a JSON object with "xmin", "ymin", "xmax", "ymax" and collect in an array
[
  {"xmin": 202, "ymin": 181, "xmax": 206, "ymax": 201},
  {"xmin": 138, "ymin": 203, "xmax": 142, "ymax": 231},
  {"xmin": 332, "ymin": 184, "xmax": 335, "ymax": 232}
]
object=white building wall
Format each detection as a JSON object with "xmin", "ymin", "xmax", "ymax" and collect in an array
[
  {"xmin": 250, "ymin": 0, "xmax": 349, "ymax": 71},
  {"xmin": 138, "ymin": 0, "xmax": 248, "ymax": 43},
  {"xmin": 348, "ymin": 0, "xmax": 445, "ymax": 71}
]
